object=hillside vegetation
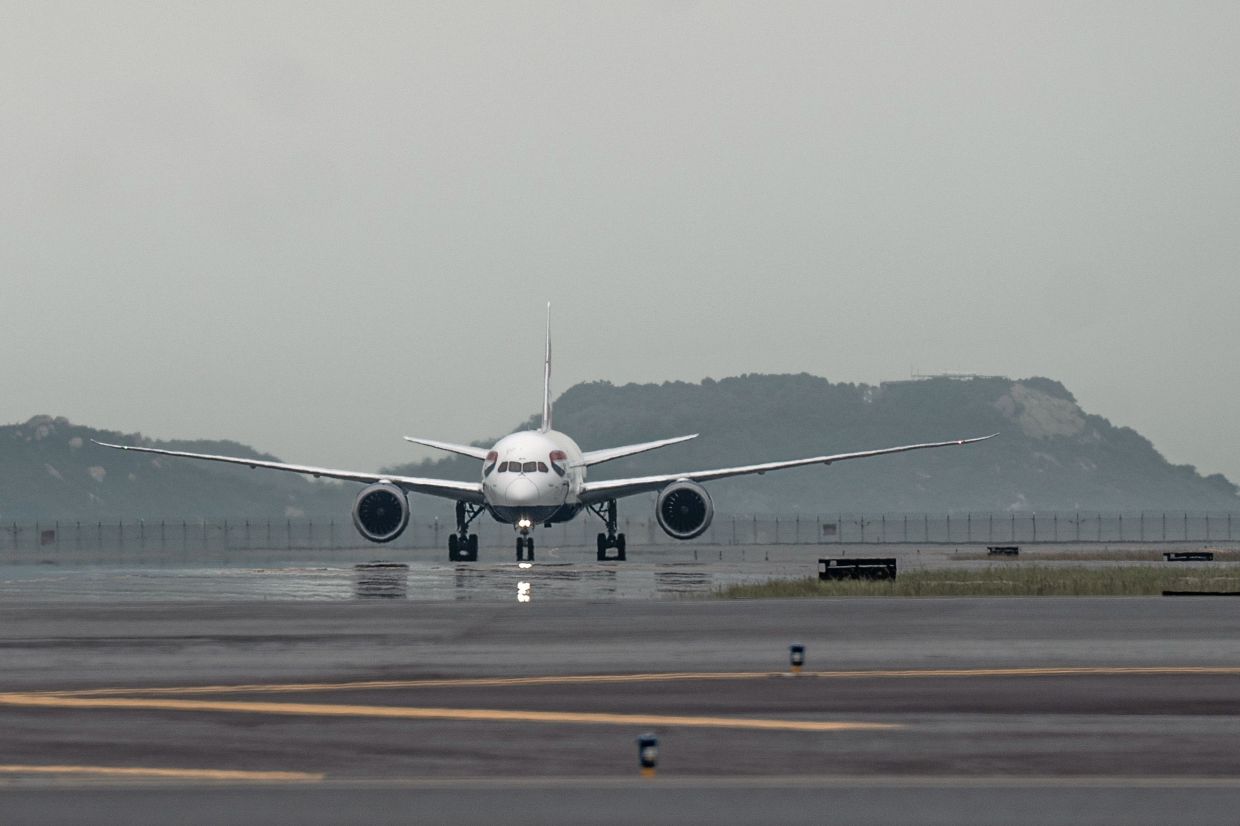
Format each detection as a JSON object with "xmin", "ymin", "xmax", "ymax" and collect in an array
[
  {"xmin": 0, "ymin": 416, "xmax": 350, "ymax": 520},
  {"xmin": 3, "ymin": 375, "xmax": 1237, "ymax": 520},
  {"xmin": 387, "ymin": 374, "xmax": 1239, "ymax": 514}
]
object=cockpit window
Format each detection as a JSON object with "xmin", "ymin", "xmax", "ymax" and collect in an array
[
  {"xmin": 537, "ymin": 462, "xmax": 548, "ymax": 473},
  {"xmin": 498, "ymin": 461, "xmax": 509, "ymax": 472},
  {"xmin": 549, "ymin": 450, "xmax": 567, "ymax": 477},
  {"xmin": 484, "ymin": 451, "xmax": 498, "ymax": 477},
  {"xmin": 522, "ymin": 461, "xmax": 537, "ymax": 473}
]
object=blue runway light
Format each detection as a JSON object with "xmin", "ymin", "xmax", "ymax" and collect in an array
[
  {"xmin": 637, "ymin": 733, "xmax": 659, "ymax": 777},
  {"xmin": 790, "ymin": 643, "xmax": 805, "ymax": 674}
]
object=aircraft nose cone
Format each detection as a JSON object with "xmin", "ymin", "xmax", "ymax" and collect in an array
[{"xmin": 505, "ymin": 477, "xmax": 540, "ymax": 504}]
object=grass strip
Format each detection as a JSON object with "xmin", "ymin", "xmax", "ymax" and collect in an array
[{"xmin": 715, "ymin": 566, "xmax": 1240, "ymax": 598}]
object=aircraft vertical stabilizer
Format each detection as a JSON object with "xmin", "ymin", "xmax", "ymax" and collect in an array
[{"xmin": 541, "ymin": 302, "xmax": 553, "ymax": 433}]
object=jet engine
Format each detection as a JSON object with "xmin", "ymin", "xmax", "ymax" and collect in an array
[
  {"xmin": 352, "ymin": 482, "xmax": 410, "ymax": 543},
  {"xmin": 655, "ymin": 480, "xmax": 714, "ymax": 540}
]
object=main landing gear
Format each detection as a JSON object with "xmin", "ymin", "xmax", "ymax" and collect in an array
[
  {"xmin": 516, "ymin": 536, "xmax": 534, "ymax": 562},
  {"xmin": 449, "ymin": 500, "xmax": 481, "ymax": 562},
  {"xmin": 590, "ymin": 499, "xmax": 626, "ymax": 562}
]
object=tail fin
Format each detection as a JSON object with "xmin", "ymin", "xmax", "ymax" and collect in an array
[{"xmin": 541, "ymin": 302, "xmax": 553, "ymax": 432}]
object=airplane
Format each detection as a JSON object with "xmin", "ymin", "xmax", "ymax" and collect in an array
[{"xmin": 95, "ymin": 307, "xmax": 996, "ymax": 563}]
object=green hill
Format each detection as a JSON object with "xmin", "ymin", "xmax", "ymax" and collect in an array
[
  {"xmin": 0, "ymin": 416, "xmax": 350, "ymax": 521},
  {"xmin": 3, "ymin": 374, "xmax": 1237, "ymax": 520},
  {"xmin": 387, "ymin": 374, "xmax": 1240, "ymax": 514}
]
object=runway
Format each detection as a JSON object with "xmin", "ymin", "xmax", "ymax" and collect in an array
[{"xmin": 5, "ymin": 594, "xmax": 1240, "ymax": 823}]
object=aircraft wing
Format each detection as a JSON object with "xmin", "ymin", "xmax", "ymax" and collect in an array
[
  {"xmin": 577, "ymin": 434, "xmax": 997, "ymax": 504},
  {"xmin": 92, "ymin": 440, "xmax": 486, "ymax": 503}
]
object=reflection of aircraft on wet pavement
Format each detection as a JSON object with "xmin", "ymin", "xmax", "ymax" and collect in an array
[{"xmin": 96, "ymin": 306, "xmax": 994, "ymax": 563}]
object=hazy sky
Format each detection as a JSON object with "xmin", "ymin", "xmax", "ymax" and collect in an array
[{"xmin": 3, "ymin": 1, "xmax": 1239, "ymax": 479}]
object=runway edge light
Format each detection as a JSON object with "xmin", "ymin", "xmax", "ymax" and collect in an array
[
  {"xmin": 790, "ymin": 643, "xmax": 805, "ymax": 675},
  {"xmin": 637, "ymin": 733, "xmax": 659, "ymax": 778}
]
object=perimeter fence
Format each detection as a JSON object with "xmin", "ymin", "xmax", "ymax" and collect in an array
[{"xmin": 2, "ymin": 511, "xmax": 1238, "ymax": 556}]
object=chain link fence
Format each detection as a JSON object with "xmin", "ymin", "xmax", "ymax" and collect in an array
[{"xmin": 2, "ymin": 511, "xmax": 1238, "ymax": 556}]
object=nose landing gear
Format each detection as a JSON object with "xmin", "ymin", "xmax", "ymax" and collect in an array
[
  {"xmin": 449, "ymin": 500, "xmax": 482, "ymax": 562},
  {"xmin": 590, "ymin": 499, "xmax": 626, "ymax": 562},
  {"xmin": 516, "ymin": 536, "xmax": 534, "ymax": 562}
]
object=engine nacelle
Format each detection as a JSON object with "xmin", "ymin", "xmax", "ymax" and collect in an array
[
  {"xmin": 655, "ymin": 480, "xmax": 714, "ymax": 540},
  {"xmin": 352, "ymin": 482, "xmax": 410, "ymax": 543}
]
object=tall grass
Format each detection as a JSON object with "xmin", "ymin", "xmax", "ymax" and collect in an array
[{"xmin": 715, "ymin": 565, "xmax": 1240, "ymax": 598}]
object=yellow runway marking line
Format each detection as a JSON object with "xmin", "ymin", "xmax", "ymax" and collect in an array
[
  {"xmin": 38, "ymin": 666, "xmax": 1240, "ymax": 699},
  {"xmin": 0, "ymin": 694, "xmax": 896, "ymax": 733},
  {"xmin": 0, "ymin": 764, "xmax": 322, "ymax": 782}
]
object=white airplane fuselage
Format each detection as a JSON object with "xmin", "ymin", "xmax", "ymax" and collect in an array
[{"xmin": 482, "ymin": 429, "xmax": 586, "ymax": 529}]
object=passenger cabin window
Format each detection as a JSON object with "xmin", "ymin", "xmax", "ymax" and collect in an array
[{"xmin": 522, "ymin": 461, "xmax": 537, "ymax": 473}]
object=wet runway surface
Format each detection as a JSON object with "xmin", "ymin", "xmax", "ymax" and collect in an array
[
  {"xmin": 6, "ymin": 540, "xmax": 1234, "ymax": 603},
  {"xmin": 5, "ymin": 566, "xmax": 1240, "ymax": 822}
]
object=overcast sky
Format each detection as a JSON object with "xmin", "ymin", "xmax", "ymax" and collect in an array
[{"xmin": 3, "ymin": 1, "xmax": 1238, "ymax": 480}]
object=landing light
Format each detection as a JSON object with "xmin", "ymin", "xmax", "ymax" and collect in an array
[{"xmin": 517, "ymin": 518, "xmax": 533, "ymax": 529}]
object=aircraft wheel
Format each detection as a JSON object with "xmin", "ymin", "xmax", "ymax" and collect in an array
[
  {"xmin": 448, "ymin": 533, "xmax": 461, "ymax": 561},
  {"xmin": 468, "ymin": 534, "xmax": 479, "ymax": 556},
  {"xmin": 597, "ymin": 533, "xmax": 607, "ymax": 561},
  {"xmin": 615, "ymin": 533, "xmax": 627, "ymax": 562}
]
